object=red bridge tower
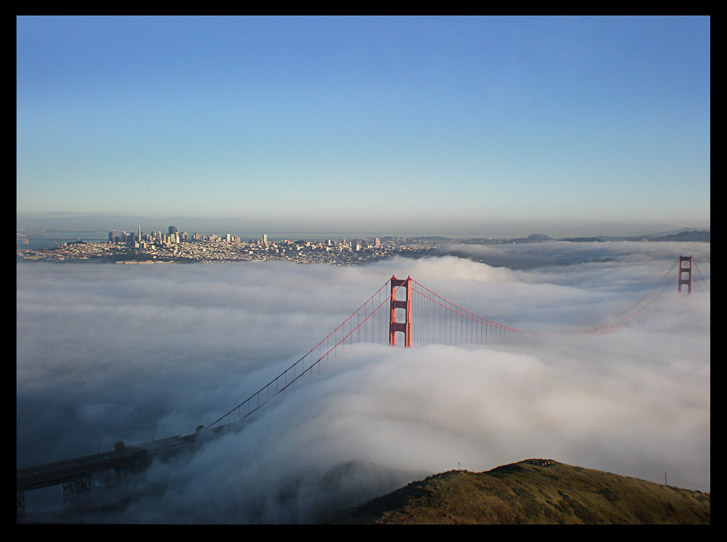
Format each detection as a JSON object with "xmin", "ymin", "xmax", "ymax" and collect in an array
[
  {"xmin": 389, "ymin": 276, "xmax": 412, "ymax": 347},
  {"xmin": 678, "ymin": 255, "xmax": 693, "ymax": 294}
]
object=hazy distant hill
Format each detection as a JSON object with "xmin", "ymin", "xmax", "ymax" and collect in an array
[
  {"xmin": 332, "ymin": 459, "xmax": 710, "ymax": 524},
  {"xmin": 644, "ymin": 230, "xmax": 710, "ymax": 242},
  {"xmin": 463, "ymin": 229, "xmax": 710, "ymax": 245}
]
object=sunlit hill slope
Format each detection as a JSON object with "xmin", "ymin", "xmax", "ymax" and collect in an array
[{"xmin": 332, "ymin": 459, "xmax": 710, "ymax": 524}]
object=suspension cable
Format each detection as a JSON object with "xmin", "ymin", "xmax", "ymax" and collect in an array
[{"xmin": 208, "ymin": 277, "xmax": 393, "ymax": 428}]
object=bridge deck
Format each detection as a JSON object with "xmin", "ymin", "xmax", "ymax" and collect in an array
[
  {"xmin": 17, "ymin": 424, "xmax": 234, "ymax": 494},
  {"xmin": 17, "ymin": 434, "xmax": 201, "ymax": 493},
  {"xmin": 17, "ymin": 447, "xmax": 148, "ymax": 492}
]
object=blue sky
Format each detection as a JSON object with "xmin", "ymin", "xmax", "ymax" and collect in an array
[{"xmin": 16, "ymin": 16, "xmax": 710, "ymax": 235}]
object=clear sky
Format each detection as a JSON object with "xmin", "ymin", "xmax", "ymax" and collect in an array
[{"xmin": 16, "ymin": 15, "xmax": 710, "ymax": 235}]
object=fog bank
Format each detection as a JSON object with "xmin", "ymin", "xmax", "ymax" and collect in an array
[{"xmin": 16, "ymin": 242, "xmax": 710, "ymax": 522}]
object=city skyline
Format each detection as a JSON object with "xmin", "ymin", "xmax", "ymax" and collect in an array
[{"xmin": 17, "ymin": 16, "xmax": 710, "ymax": 234}]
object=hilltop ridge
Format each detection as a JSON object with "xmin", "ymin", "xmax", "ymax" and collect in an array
[{"xmin": 332, "ymin": 459, "xmax": 710, "ymax": 524}]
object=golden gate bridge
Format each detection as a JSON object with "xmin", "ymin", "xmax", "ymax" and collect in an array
[
  {"xmin": 16, "ymin": 254, "xmax": 708, "ymax": 520},
  {"xmin": 206, "ymin": 255, "xmax": 706, "ymax": 429}
]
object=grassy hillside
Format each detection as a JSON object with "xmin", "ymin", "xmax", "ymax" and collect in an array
[{"xmin": 332, "ymin": 459, "xmax": 710, "ymax": 524}]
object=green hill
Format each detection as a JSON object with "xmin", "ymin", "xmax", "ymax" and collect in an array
[{"xmin": 332, "ymin": 459, "xmax": 710, "ymax": 524}]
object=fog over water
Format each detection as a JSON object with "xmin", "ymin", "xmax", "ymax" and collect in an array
[{"xmin": 16, "ymin": 241, "xmax": 710, "ymax": 523}]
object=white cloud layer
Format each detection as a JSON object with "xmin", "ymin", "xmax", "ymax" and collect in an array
[{"xmin": 16, "ymin": 241, "xmax": 710, "ymax": 522}]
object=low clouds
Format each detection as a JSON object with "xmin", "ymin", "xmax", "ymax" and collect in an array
[{"xmin": 16, "ymin": 241, "xmax": 710, "ymax": 522}]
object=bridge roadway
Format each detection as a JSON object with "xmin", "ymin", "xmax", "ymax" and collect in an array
[{"xmin": 16, "ymin": 423, "xmax": 233, "ymax": 520}]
